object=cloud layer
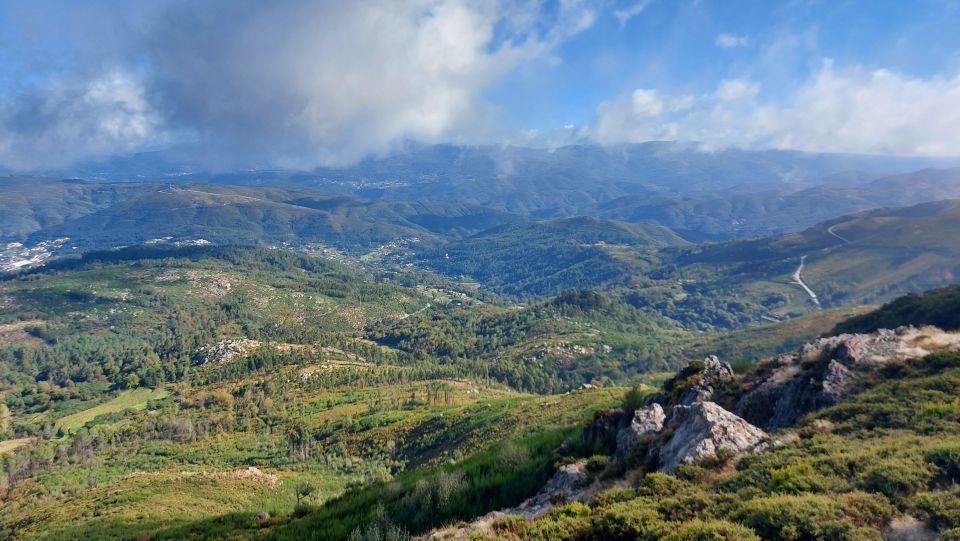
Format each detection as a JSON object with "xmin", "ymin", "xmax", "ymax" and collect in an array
[
  {"xmin": 0, "ymin": 70, "xmax": 164, "ymax": 170},
  {"xmin": 2, "ymin": 1, "xmax": 960, "ymax": 170},
  {"xmin": 590, "ymin": 63, "xmax": 960, "ymax": 157},
  {"xmin": 0, "ymin": 0, "xmax": 597, "ymax": 170}
]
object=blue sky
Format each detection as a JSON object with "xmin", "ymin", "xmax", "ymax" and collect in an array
[
  {"xmin": 492, "ymin": 0, "xmax": 960, "ymax": 130},
  {"xmin": 1, "ymin": 0, "xmax": 959, "ymax": 170}
]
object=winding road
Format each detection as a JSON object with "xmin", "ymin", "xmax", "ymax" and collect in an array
[
  {"xmin": 826, "ymin": 224, "xmax": 850, "ymax": 244},
  {"xmin": 792, "ymin": 255, "xmax": 821, "ymax": 308}
]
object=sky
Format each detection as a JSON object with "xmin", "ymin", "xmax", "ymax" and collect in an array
[{"xmin": 1, "ymin": 0, "xmax": 960, "ymax": 170}]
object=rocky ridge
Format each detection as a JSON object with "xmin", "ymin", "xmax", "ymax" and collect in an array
[{"xmin": 421, "ymin": 325, "xmax": 960, "ymax": 539}]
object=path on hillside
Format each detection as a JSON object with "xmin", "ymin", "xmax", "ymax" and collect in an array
[
  {"xmin": 397, "ymin": 303, "xmax": 432, "ymax": 321},
  {"xmin": 826, "ymin": 224, "xmax": 850, "ymax": 244},
  {"xmin": 792, "ymin": 255, "xmax": 821, "ymax": 308}
]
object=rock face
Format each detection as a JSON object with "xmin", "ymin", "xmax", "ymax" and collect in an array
[
  {"xmin": 658, "ymin": 355, "xmax": 736, "ymax": 407},
  {"xmin": 511, "ymin": 461, "xmax": 591, "ymax": 518},
  {"xmin": 656, "ymin": 401, "xmax": 767, "ymax": 473},
  {"xmin": 615, "ymin": 403, "xmax": 665, "ymax": 460},
  {"xmin": 735, "ymin": 326, "xmax": 960, "ymax": 429},
  {"xmin": 579, "ymin": 407, "xmax": 629, "ymax": 455},
  {"xmin": 615, "ymin": 356, "xmax": 767, "ymax": 473}
]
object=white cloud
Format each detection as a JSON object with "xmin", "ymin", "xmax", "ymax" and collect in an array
[
  {"xmin": 715, "ymin": 79, "xmax": 759, "ymax": 101},
  {"xmin": 613, "ymin": 0, "xmax": 651, "ymax": 27},
  {"xmin": 631, "ymin": 89, "xmax": 664, "ymax": 116},
  {"xmin": 716, "ymin": 33, "xmax": 749, "ymax": 48},
  {"xmin": 0, "ymin": 70, "xmax": 165, "ymax": 170},
  {"xmin": 590, "ymin": 63, "xmax": 960, "ymax": 156},
  {"xmin": 0, "ymin": 0, "xmax": 599, "ymax": 170}
]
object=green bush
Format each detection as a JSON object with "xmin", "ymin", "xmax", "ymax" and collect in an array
[
  {"xmin": 765, "ymin": 463, "xmax": 831, "ymax": 495},
  {"xmin": 662, "ymin": 519, "xmax": 761, "ymax": 541},
  {"xmin": 590, "ymin": 488, "xmax": 638, "ymax": 509},
  {"xmin": 636, "ymin": 473, "xmax": 692, "ymax": 498},
  {"xmin": 837, "ymin": 492, "xmax": 896, "ymax": 530},
  {"xmin": 859, "ymin": 461, "xmax": 932, "ymax": 505},
  {"xmin": 589, "ymin": 501, "xmax": 666, "ymax": 541},
  {"xmin": 914, "ymin": 492, "xmax": 960, "ymax": 530},
  {"xmin": 496, "ymin": 502, "xmax": 593, "ymax": 541},
  {"xmin": 926, "ymin": 444, "xmax": 960, "ymax": 483},
  {"xmin": 732, "ymin": 494, "xmax": 882, "ymax": 541},
  {"xmin": 586, "ymin": 454, "xmax": 611, "ymax": 473}
]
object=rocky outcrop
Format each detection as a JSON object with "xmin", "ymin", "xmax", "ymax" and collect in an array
[
  {"xmin": 655, "ymin": 401, "xmax": 767, "ymax": 473},
  {"xmin": 196, "ymin": 339, "xmax": 261, "ymax": 365},
  {"xmin": 658, "ymin": 355, "xmax": 735, "ymax": 407},
  {"xmin": 615, "ymin": 403, "xmax": 665, "ymax": 460},
  {"xmin": 507, "ymin": 461, "xmax": 591, "ymax": 518},
  {"xmin": 736, "ymin": 326, "xmax": 960, "ymax": 429},
  {"xmin": 615, "ymin": 356, "xmax": 767, "ymax": 472},
  {"xmin": 581, "ymin": 408, "xmax": 628, "ymax": 451}
]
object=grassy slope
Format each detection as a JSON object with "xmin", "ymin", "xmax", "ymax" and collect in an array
[
  {"xmin": 6, "ymin": 381, "xmax": 620, "ymax": 541},
  {"xmin": 54, "ymin": 388, "xmax": 169, "ymax": 434}
]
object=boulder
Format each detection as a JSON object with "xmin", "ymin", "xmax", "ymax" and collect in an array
[
  {"xmin": 615, "ymin": 403, "xmax": 665, "ymax": 460},
  {"xmin": 656, "ymin": 401, "xmax": 767, "ymax": 473}
]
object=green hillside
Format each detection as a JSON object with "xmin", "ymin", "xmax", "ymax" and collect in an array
[
  {"xmin": 668, "ymin": 199, "xmax": 960, "ymax": 312},
  {"xmin": 2, "ymin": 242, "xmax": 959, "ymax": 540},
  {"xmin": 22, "ymin": 184, "xmax": 524, "ymax": 252},
  {"xmin": 831, "ymin": 284, "xmax": 960, "ymax": 334},
  {"xmin": 417, "ymin": 217, "xmax": 689, "ymax": 297}
]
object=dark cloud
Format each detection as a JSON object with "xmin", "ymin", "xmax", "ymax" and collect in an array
[{"xmin": 0, "ymin": 0, "xmax": 599, "ymax": 170}]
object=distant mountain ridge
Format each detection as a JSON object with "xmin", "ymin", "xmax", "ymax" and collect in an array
[
  {"xmin": 30, "ymin": 143, "xmax": 959, "ymax": 239},
  {"xmin": 4, "ymin": 181, "xmax": 526, "ymax": 251}
]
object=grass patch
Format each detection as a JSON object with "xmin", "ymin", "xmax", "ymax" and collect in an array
[{"xmin": 54, "ymin": 387, "xmax": 169, "ymax": 434}]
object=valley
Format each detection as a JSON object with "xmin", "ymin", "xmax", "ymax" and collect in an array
[
  {"xmin": 3, "ymin": 147, "xmax": 960, "ymax": 541},
  {"xmin": 5, "ymin": 3, "xmax": 960, "ymax": 539}
]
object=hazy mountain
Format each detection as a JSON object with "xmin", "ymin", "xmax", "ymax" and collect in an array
[
  {"xmin": 11, "ymin": 182, "xmax": 525, "ymax": 251},
  {"xmin": 33, "ymin": 144, "xmax": 958, "ymax": 241},
  {"xmin": 0, "ymin": 178, "xmax": 156, "ymax": 241}
]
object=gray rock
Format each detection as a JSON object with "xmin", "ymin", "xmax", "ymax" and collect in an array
[
  {"xmin": 513, "ymin": 461, "xmax": 590, "ymax": 517},
  {"xmin": 656, "ymin": 401, "xmax": 767, "ymax": 473},
  {"xmin": 736, "ymin": 328, "xmax": 924, "ymax": 429},
  {"xmin": 615, "ymin": 403, "xmax": 665, "ymax": 460},
  {"xmin": 666, "ymin": 356, "xmax": 736, "ymax": 407},
  {"xmin": 703, "ymin": 355, "xmax": 735, "ymax": 380}
]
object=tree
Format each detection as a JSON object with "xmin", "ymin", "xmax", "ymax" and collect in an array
[
  {"xmin": 286, "ymin": 420, "xmax": 312, "ymax": 462},
  {"xmin": 295, "ymin": 482, "xmax": 315, "ymax": 509}
]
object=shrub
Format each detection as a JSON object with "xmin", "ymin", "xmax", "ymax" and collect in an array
[
  {"xmin": 662, "ymin": 519, "xmax": 761, "ymax": 541},
  {"xmin": 925, "ymin": 444, "xmax": 960, "ymax": 483},
  {"xmin": 732, "ymin": 494, "xmax": 881, "ymax": 541},
  {"xmin": 837, "ymin": 492, "xmax": 896, "ymax": 529},
  {"xmin": 586, "ymin": 454, "xmax": 610, "ymax": 473},
  {"xmin": 637, "ymin": 473, "xmax": 690, "ymax": 498},
  {"xmin": 657, "ymin": 491, "xmax": 718, "ymax": 523},
  {"xmin": 591, "ymin": 488, "xmax": 638, "ymax": 509},
  {"xmin": 676, "ymin": 464, "xmax": 709, "ymax": 483},
  {"xmin": 859, "ymin": 461, "xmax": 932, "ymax": 505},
  {"xmin": 914, "ymin": 492, "xmax": 960, "ymax": 530},
  {"xmin": 589, "ymin": 501, "xmax": 666, "ymax": 541},
  {"xmin": 765, "ymin": 463, "xmax": 831, "ymax": 495},
  {"xmin": 623, "ymin": 385, "xmax": 651, "ymax": 413}
]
